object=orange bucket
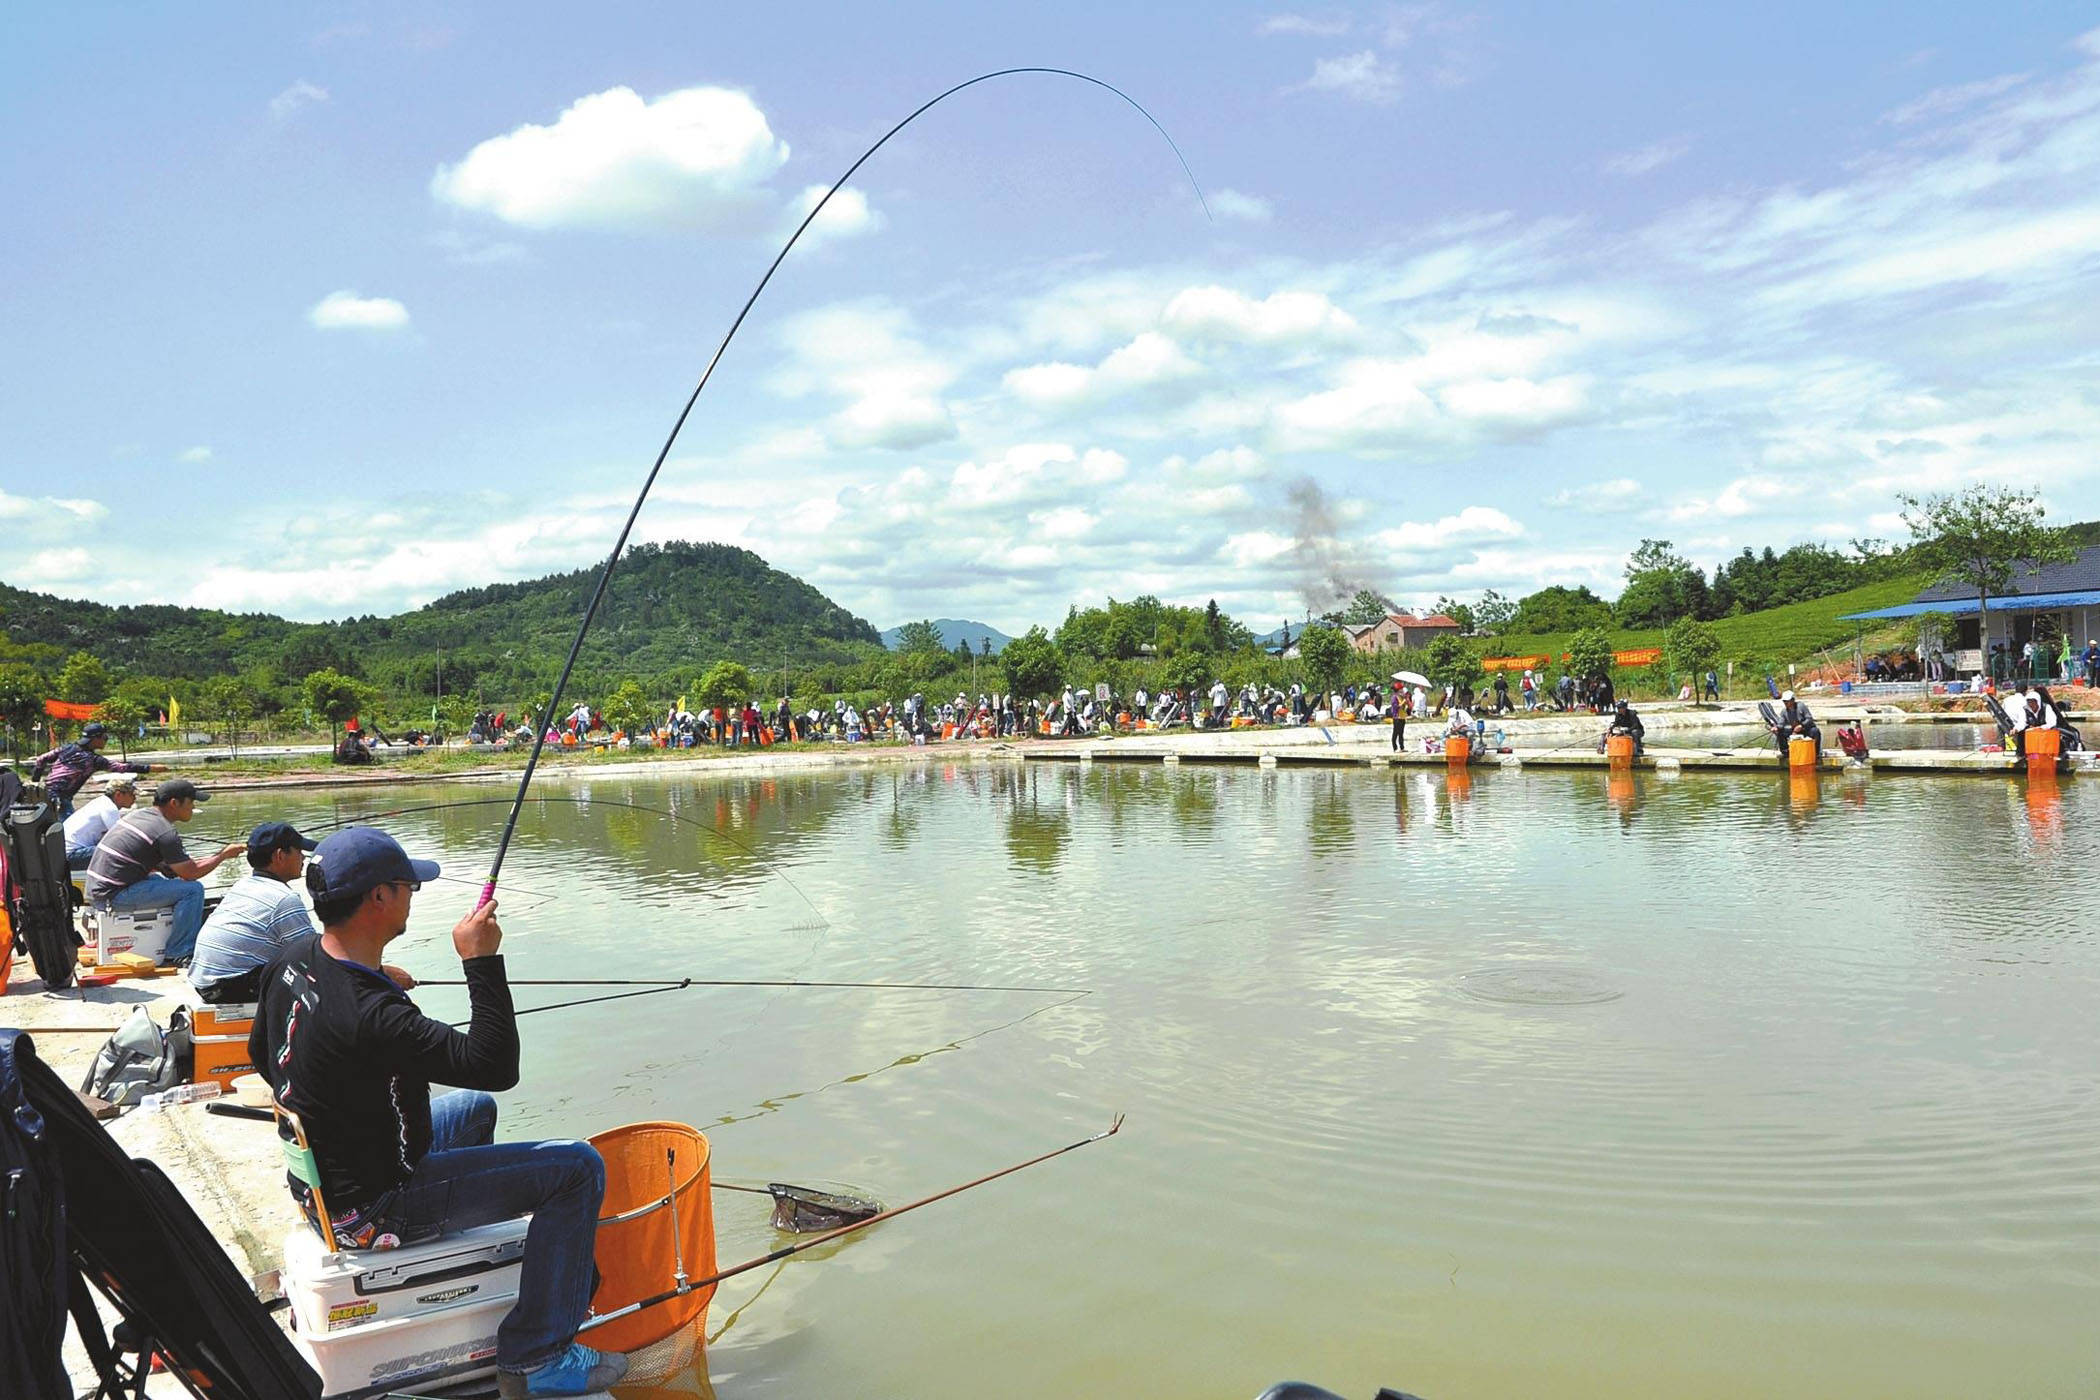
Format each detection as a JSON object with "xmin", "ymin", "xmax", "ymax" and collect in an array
[
  {"xmin": 1605, "ymin": 733, "xmax": 1635, "ymax": 764},
  {"xmin": 2025, "ymin": 727, "xmax": 2061, "ymax": 761},
  {"xmin": 1445, "ymin": 734, "xmax": 1472, "ymax": 764},
  {"xmin": 1788, "ymin": 735, "xmax": 1818, "ymax": 769},
  {"xmin": 586, "ymin": 1121, "xmax": 717, "ymax": 1354}
]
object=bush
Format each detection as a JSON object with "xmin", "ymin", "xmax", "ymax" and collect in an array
[{"xmin": 1000, "ymin": 627, "xmax": 1065, "ymax": 701}]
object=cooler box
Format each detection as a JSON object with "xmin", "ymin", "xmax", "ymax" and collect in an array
[
  {"xmin": 80, "ymin": 904, "xmax": 175, "ymax": 963},
  {"xmin": 283, "ymin": 1215, "xmax": 529, "ymax": 1398},
  {"xmin": 191, "ymin": 1004, "xmax": 258, "ymax": 1091}
]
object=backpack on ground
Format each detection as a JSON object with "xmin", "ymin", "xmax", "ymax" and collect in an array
[{"xmin": 80, "ymin": 1007, "xmax": 191, "ymax": 1108}]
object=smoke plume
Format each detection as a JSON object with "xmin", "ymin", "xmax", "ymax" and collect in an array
[{"xmin": 1284, "ymin": 475, "xmax": 1389, "ymax": 614}]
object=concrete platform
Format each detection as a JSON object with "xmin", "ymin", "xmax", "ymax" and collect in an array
[{"xmin": 1031, "ymin": 739, "xmax": 2093, "ymax": 777}]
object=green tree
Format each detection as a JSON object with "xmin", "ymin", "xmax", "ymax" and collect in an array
[
  {"xmin": 1617, "ymin": 538, "xmax": 1711, "ymax": 627},
  {"xmin": 0, "ymin": 663, "xmax": 49, "ymax": 755},
  {"xmin": 1158, "ymin": 649, "xmax": 1212, "ymax": 694},
  {"xmin": 301, "ymin": 667, "xmax": 370, "ymax": 734},
  {"xmin": 1000, "ymin": 626, "xmax": 1065, "ymax": 700},
  {"xmin": 436, "ymin": 692, "xmax": 479, "ymax": 739},
  {"xmin": 1903, "ymin": 610, "xmax": 1957, "ymax": 657},
  {"xmin": 1508, "ymin": 584, "xmax": 1613, "ymax": 634},
  {"xmin": 57, "ymin": 650, "xmax": 111, "ymax": 704},
  {"xmin": 1471, "ymin": 589, "xmax": 1516, "ymax": 636},
  {"xmin": 1431, "ymin": 596, "xmax": 1477, "ymax": 634},
  {"xmin": 202, "ymin": 674, "xmax": 259, "ymax": 753},
  {"xmin": 1900, "ymin": 485, "xmax": 2078, "ymax": 652},
  {"xmin": 1423, "ymin": 633, "xmax": 1482, "ymax": 690},
  {"xmin": 695, "ymin": 661, "xmax": 755, "ymax": 713},
  {"xmin": 1662, "ymin": 618, "xmax": 1723, "ymax": 705},
  {"xmin": 93, "ymin": 694, "xmax": 147, "ymax": 756},
  {"xmin": 1296, "ymin": 623, "xmax": 1353, "ymax": 697},
  {"xmin": 603, "ymin": 679, "xmax": 655, "ymax": 735},
  {"xmin": 894, "ymin": 619, "xmax": 946, "ymax": 656},
  {"xmin": 1566, "ymin": 627, "xmax": 1615, "ymax": 682},
  {"xmin": 1341, "ymin": 589, "xmax": 1398, "ymax": 625}
]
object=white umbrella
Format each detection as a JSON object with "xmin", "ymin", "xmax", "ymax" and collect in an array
[{"xmin": 1394, "ymin": 670, "xmax": 1431, "ymax": 687}]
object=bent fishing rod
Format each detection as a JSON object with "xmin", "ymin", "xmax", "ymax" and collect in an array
[{"xmin": 478, "ymin": 68, "xmax": 1206, "ymax": 909}]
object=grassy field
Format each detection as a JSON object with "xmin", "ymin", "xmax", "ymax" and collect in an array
[{"xmin": 1481, "ymin": 574, "xmax": 1928, "ymax": 693}]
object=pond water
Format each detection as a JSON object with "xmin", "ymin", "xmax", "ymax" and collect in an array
[
  {"xmin": 210, "ymin": 763, "xmax": 2100, "ymax": 1399},
  {"xmin": 1671, "ymin": 722, "xmax": 2006, "ymax": 751}
]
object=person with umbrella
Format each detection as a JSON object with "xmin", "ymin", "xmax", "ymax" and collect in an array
[{"xmin": 1392, "ymin": 670, "xmax": 1429, "ymax": 754}]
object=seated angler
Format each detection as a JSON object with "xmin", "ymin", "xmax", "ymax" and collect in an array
[
  {"xmin": 84, "ymin": 779, "xmax": 245, "ymax": 966},
  {"xmin": 188, "ymin": 822, "xmax": 344, "ymax": 1005},
  {"xmin": 1770, "ymin": 689, "xmax": 1820, "ymax": 759},
  {"xmin": 62, "ymin": 772, "xmax": 137, "ymax": 870},
  {"xmin": 2008, "ymin": 687, "xmax": 2058, "ymax": 759},
  {"xmin": 1605, "ymin": 698, "xmax": 1645, "ymax": 756},
  {"xmin": 251, "ymin": 828, "xmax": 624, "ymax": 1399}
]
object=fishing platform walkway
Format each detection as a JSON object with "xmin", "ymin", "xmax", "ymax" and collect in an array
[{"xmin": 1020, "ymin": 737, "xmax": 2096, "ymax": 777}]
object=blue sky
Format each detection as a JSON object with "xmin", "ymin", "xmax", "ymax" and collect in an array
[{"xmin": 6, "ymin": 4, "xmax": 2100, "ymax": 635}]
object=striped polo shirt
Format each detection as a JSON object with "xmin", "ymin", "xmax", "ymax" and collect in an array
[{"xmin": 188, "ymin": 872, "xmax": 320, "ymax": 991}]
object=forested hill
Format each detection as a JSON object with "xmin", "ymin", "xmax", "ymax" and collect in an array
[{"xmin": 0, "ymin": 542, "xmax": 881, "ymax": 696}]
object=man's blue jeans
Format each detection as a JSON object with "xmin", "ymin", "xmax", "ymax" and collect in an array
[
  {"xmin": 371, "ymin": 1091, "xmax": 607, "ymax": 1374},
  {"xmin": 104, "ymin": 875, "xmax": 205, "ymax": 963}
]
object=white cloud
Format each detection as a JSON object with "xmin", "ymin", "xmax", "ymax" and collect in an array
[
  {"xmin": 1882, "ymin": 72, "xmax": 2029, "ymax": 126},
  {"xmin": 177, "ymin": 445, "xmax": 212, "ymax": 464},
  {"xmin": 1209, "ymin": 188, "xmax": 1274, "ymax": 222},
  {"xmin": 1371, "ymin": 507, "xmax": 1524, "ymax": 553},
  {"xmin": 1549, "ymin": 478, "xmax": 1643, "ymax": 512},
  {"xmin": 1300, "ymin": 51, "xmax": 1401, "ymax": 104},
  {"xmin": 1001, "ymin": 331, "xmax": 1201, "ymax": 409},
  {"xmin": 1664, "ymin": 474, "xmax": 1807, "ymax": 522},
  {"xmin": 0, "ymin": 489, "xmax": 107, "ymax": 523},
  {"xmin": 1161, "ymin": 286, "xmax": 1357, "ymax": 347},
  {"xmin": 309, "ymin": 290, "xmax": 409, "ymax": 330},
  {"xmin": 1259, "ymin": 14, "xmax": 1351, "ymax": 37},
  {"xmin": 269, "ymin": 80, "xmax": 328, "ymax": 120},
  {"xmin": 787, "ymin": 183, "xmax": 884, "ymax": 245},
  {"xmin": 774, "ymin": 302, "xmax": 956, "ymax": 450},
  {"xmin": 1603, "ymin": 137, "xmax": 1692, "ymax": 177},
  {"xmin": 24, "ymin": 548, "xmax": 93, "ymax": 582},
  {"xmin": 432, "ymin": 85, "xmax": 789, "ymax": 231}
]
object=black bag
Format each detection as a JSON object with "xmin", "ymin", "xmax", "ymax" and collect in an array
[
  {"xmin": 0, "ymin": 1030, "xmax": 71, "ymax": 1399},
  {"xmin": 2, "ymin": 798, "xmax": 80, "ymax": 990}
]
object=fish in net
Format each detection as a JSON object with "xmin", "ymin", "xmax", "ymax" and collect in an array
[{"xmin": 766, "ymin": 1182, "xmax": 882, "ymax": 1232}]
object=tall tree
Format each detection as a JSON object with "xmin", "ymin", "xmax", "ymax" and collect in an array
[
  {"xmin": 1295, "ymin": 623, "xmax": 1353, "ymax": 697},
  {"xmin": 1662, "ymin": 618, "xmax": 1723, "ymax": 705},
  {"xmin": 999, "ymin": 627, "xmax": 1065, "ymax": 700},
  {"xmin": 1508, "ymin": 585, "xmax": 1614, "ymax": 634},
  {"xmin": 57, "ymin": 650, "xmax": 111, "ymax": 704},
  {"xmin": 1423, "ymin": 634, "xmax": 1483, "ymax": 691},
  {"xmin": 1900, "ymin": 486, "xmax": 2078, "ymax": 654},
  {"xmin": 301, "ymin": 667, "xmax": 369, "ymax": 736},
  {"xmin": 894, "ymin": 619, "xmax": 946, "ymax": 656},
  {"xmin": 1566, "ymin": 627, "xmax": 1615, "ymax": 682},
  {"xmin": 1340, "ymin": 589, "xmax": 1397, "ymax": 625},
  {"xmin": 695, "ymin": 661, "xmax": 755, "ymax": 712},
  {"xmin": 1617, "ymin": 538, "xmax": 1710, "ymax": 627},
  {"xmin": 1471, "ymin": 589, "xmax": 1516, "ymax": 636}
]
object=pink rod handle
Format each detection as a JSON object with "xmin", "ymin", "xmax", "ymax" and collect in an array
[{"xmin": 475, "ymin": 880, "xmax": 497, "ymax": 910}]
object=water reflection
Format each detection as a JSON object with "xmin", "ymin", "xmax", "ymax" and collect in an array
[{"xmin": 200, "ymin": 764, "xmax": 2100, "ymax": 1400}]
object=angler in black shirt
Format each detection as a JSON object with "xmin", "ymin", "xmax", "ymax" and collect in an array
[{"xmin": 251, "ymin": 826, "xmax": 625, "ymax": 1398}]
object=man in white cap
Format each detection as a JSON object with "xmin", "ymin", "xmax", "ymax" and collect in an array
[
  {"xmin": 62, "ymin": 772, "xmax": 137, "ymax": 869},
  {"xmin": 1771, "ymin": 689, "xmax": 1819, "ymax": 758}
]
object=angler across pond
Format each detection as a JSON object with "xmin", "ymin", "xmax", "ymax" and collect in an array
[{"xmin": 158, "ymin": 758, "xmax": 2100, "ymax": 1400}]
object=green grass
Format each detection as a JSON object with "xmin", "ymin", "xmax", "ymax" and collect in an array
[{"xmin": 1481, "ymin": 574, "xmax": 1930, "ymax": 688}]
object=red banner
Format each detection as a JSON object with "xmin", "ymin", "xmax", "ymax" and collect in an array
[
  {"xmin": 43, "ymin": 699, "xmax": 97, "ymax": 721},
  {"xmin": 1482, "ymin": 655, "xmax": 1547, "ymax": 671}
]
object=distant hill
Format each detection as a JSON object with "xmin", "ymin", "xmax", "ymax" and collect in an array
[
  {"xmin": 880, "ymin": 618, "xmax": 1013, "ymax": 655},
  {"xmin": 0, "ymin": 541, "xmax": 882, "ymax": 695}
]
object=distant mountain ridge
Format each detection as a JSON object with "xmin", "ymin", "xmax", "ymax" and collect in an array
[
  {"xmin": 0, "ymin": 541, "xmax": 882, "ymax": 694},
  {"xmin": 880, "ymin": 618, "xmax": 1013, "ymax": 655}
]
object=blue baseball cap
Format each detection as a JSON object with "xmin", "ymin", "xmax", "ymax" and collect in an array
[
  {"xmin": 307, "ymin": 827, "xmax": 441, "ymax": 901},
  {"xmin": 247, "ymin": 821, "xmax": 318, "ymax": 862}
]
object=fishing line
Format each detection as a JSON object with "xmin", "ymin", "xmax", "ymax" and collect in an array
[{"xmin": 479, "ymin": 67, "xmax": 1208, "ymax": 909}]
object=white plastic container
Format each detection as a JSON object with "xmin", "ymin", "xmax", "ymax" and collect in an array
[
  {"xmin": 282, "ymin": 1216, "xmax": 529, "ymax": 1397},
  {"xmin": 80, "ymin": 904, "xmax": 174, "ymax": 963}
]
